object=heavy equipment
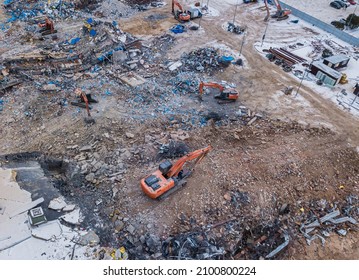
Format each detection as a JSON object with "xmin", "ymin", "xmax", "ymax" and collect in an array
[
  {"xmin": 38, "ymin": 17, "xmax": 56, "ymax": 35},
  {"xmin": 199, "ymin": 81, "xmax": 239, "ymax": 103},
  {"xmin": 171, "ymin": 0, "xmax": 202, "ymax": 22},
  {"xmin": 172, "ymin": 0, "xmax": 190, "ymax": 21},
  {"xmin": 141, "ymin": 146, "xmax": 212, "ymax": 199},
  {"xmin": 71, "ymin": 88, "xmax": 98, "ymax": 123},
  {"xmin": 264, "ymin": 0, "xmax": 291, "ymax": 21}
]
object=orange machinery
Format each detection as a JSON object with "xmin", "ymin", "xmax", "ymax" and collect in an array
[
  {"xmin": 199, "ymin": 81, "xmax": 239, "ymax": 103},
  {"xmin": 172, "ymin": 0, "xmax": 191, "ymax": 22},
  {"xmin": 264, "ymin": 0, "xmax": 291, "ymax": 21},
  {"xmin": 141, "ymin": 146, "xmax": 212, "ymax": 199},
  {"xmin": 74, "ymin": 88, "xmax": 91, "ymax": 117},
  {"xmin": 38, "ymin": 17, "xmax": 55, "ymax": 34}
]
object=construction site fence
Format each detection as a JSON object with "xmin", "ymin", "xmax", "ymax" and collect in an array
[{"xmin": 278, "ymin": 1, "xmax": 359, "ymax": 47}]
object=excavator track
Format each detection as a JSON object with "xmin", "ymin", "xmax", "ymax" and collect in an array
[
  {"xmin": 157, "ymin": 170, "xmax": 192, "ymax": 200},
  {"xmin": 216, "ymin": 99, "xmax": 236, "ymax": 104},
  {"xmin": 157, "ymin": 178, "xmax": 188, "ymax": 200}
]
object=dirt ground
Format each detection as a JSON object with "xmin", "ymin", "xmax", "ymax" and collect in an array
[{"xmin": 0, "ymin": 1, "xmax": 358, "ymax": 259}]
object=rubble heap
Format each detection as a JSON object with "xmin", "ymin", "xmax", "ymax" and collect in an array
[{"xmin": 180, "ymin": 47, "xmax": 223, "ymax": 74}]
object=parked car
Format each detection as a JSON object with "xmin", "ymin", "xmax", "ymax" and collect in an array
[
  {"xmin": 330, "ymin": 1, "xmax": 342, "ymax": 9},
  {"xmin": 336, "ymin": 0, "xmax": 350, "ymax": 8},
  {"xmin": 348, "ymin": 0, "xmax": 356, "ymax": 5}
]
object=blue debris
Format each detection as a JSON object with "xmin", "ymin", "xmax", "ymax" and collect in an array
[
  {"xmin": 104, "ymin": 89, "xmax": 112, "ymax": 95},
  {"xmin": 86, "ymin": 18, "xmax": 94, "ymax": 24},
  {"xmin": 97, "ymin": 50, "xmax": 113, "ymax": 62},
  {"xmin": 69, "ymin": 37, "xmax": 81, "ymax": 45},
  {"xmin": 0, "ymin": 23, "xmax": 10, "ymax": 31},
  {"xmin": 290, "ymin": 20, "xmax": 299, "ymax": 24},
  {"xmin": 170, "ymin": 24, "xmax": 185, "ymax": 34},
  {"xmin": 4, "ymin": 0, "xmax": 13, "ymax": 6},
  {"xmin": 220, "ymin": 56, "xmax": 234, "ymax": 62},
  {"xmin": 7, "ymin": 7, "xmax": 44, "ymax": 23},
  {"xmin": 0, "ymin": 99, "xmax": 4, "ymax": 112},
  {"xmin": 89, "ymin": 29, "xmax": 97, "ymax": 37},
  {"xmin": 91, "ymin": 65, "xmax": 101, "ymax": 72}
]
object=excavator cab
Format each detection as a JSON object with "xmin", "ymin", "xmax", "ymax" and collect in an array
[
  {"xmin": 216, "ymin": 88, "xmax": 239, "ymax": 101},
  {"xmin": 175, "ymin": 11, "xmax": 191, "ymax": 22}
]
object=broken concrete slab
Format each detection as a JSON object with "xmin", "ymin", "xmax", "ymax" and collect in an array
[
  {"xmin": 60, "ymin": 208, "xmax": 82, "ymax": 225},
  {"xmin": 168, "ymin": 61, "xmax": 183, "ymax": 71},
  {"xmin": 62, "ymin": 204, "xmax": 76, "ymax": 212},
  {"xmin": 0, "ymin": 213, "xmax": 32, "ymax": 251},
  {"xmin": 0, "ymin": 169, "xmax": 32, "ymax": 204},
  {"xmin": 85, "ymin": 173, "xmax": 95, "ymax": 182},
  {"xmin": 41, "ymin": 84, "xmax": 61, "ymax": 91},
  {"xmin": 112, "ymin": 50, "xmax": 128, "ymax": 63},
  {"xmin": 125, "ymin": 132, "xmax": 135, "ymax": 139},
  {"xmin": 78, "ymin": 230, "xmax": 100, "ymax": 247},
  {"xmin": 79, "ymin": 145, "xmax": 92, "ymax": 152},
  {"xmin": 9, "ymin": 197, "xmax": 44, "ymax": 219},
  {"xmin": 48, "ymin": 197, "xmax": 67, "ymax": 211},
  {"xmin": 31, "ymin": 220, "xmax": 63, "ymax": 241},
  {"xmin": 126, "ymin": 224, "xmax": 136, "ymax": 234},
  {"xmin": 119, "ymin": 72, "xmax": 147, "ymax": 87}
]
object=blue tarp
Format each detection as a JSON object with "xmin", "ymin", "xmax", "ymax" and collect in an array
[
  {"xmin": 170, "ymin": 24, "xmax": 185, "ymax": 34},
  {"xmin": 4, "ymin": 0, "xmax": 13, "ymax": 5},
  {"xmin": 89, "ymin": 29, "xmax": 97, "ymax": 37},
  {"xmin": 69, "ymin": 37, "xmax": 81, "ymax": 45}
]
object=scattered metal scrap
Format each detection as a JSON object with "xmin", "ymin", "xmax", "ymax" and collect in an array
[
  {"xmin": 179, "ymin": 47, "xmax": 223, "ymax": 74},
  {"xmin": 0, "ymin": 78, "xmax": 23, "ymax": 93},
  {"xmin": 227, "ymin": 22, "xmax": 246, "ymax": 34},
  {"xmin": 265, "ymin": 232, "xmax": 289, "ymax": 259},
  {"xmin": 162, "ymin": 232, "xmax": 225, "ymax": 260},
  {"xmin": 300, "ymin": 204, "xmax": 358, "ymax": 246}
]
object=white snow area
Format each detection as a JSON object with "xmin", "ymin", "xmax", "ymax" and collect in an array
[{"xmin": 0, "ymin": 169, "xmax": 96, "ymax": 260}]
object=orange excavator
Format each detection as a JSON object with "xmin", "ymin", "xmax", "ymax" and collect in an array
[
  {"xmin": 141, "ymin": 145, "xmax": 212, "ymax": 199},
  {"xmin": 38, "ymin": 17, "xmax": 56, "ymax": 35},
  {"xmin": 172, "ymin": 0, "xmax": 191, "ymax": 22},
  {"xmin": 264, "ymin": 0, "xmax": 291, "ymax": 21},
  {"xmin": 199, "ymin": 81, "xmax": 239, "ymax": 103}
]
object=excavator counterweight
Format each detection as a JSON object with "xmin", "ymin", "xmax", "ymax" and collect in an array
[{"xmin": 141, "ymin": 146, "xmax": 212, "ymax": 199}]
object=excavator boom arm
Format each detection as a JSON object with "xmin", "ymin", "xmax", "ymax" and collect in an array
[
  {"xmin": 167, "ymin": 146, "xmax": 212, "ymax": 178},
  {"xmin": 273, "ymin": 0, "xmax": 282, "ymax": 11},
  {"xmin": 199, "ymin": 82, "xmax": 225, "ymax": 97},
  {"xmin": 264, "ymin": 0, "xmax": 270, "ymax": 20},
  {"xmin": 172, "ymin": 0, "xmax": 184, "ymax": 13}
]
